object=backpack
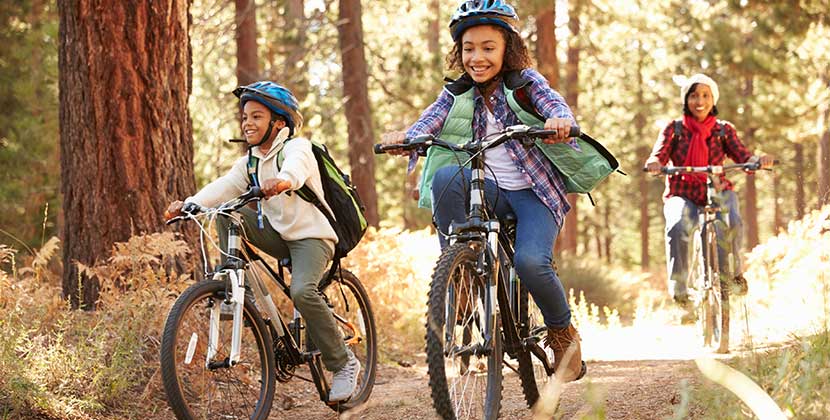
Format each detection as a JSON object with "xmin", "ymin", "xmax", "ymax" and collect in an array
[
  {"xmin": 501, "ymin": 71, "xmax": 623, "ymax": 202},
  {"xmin": 246, "ymin": 139, "xmax": 368, "ymax": 276}
]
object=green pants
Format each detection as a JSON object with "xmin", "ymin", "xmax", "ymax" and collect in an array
[{"xmin": 217, "ymin": 207, "xmax": 347, "ymax": 371}]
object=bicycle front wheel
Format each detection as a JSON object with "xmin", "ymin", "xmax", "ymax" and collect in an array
[
  {"xmin": 319, "ymin": 269, "xmax": 378, "ymax": 411},
  {"xmin": 160, "ymin": 279, "xmax": 276, "ymax": 420},
  {"xmin": 697, "ymin": 223, "xmax": 730, "ymax": 353},
  {"xmin": 425, "ymin": 243, "xmax": 503, "ymax": 420}
]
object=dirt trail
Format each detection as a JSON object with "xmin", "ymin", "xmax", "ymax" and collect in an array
[{"xmin": 251, "ymin": 323, "xmax": 719, "ymax": 419}]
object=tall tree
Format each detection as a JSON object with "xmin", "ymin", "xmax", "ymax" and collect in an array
[
  {"xmin": 535, "ymin": 2, "xmax": 559, "ymax": 89},
  {"xmin": 742, "ymin": 77, "xmax": 760, "ymax": 249},
  {"xmin": 283, "ymin": 0, "xmax": 308, "ymax": 99},
  {"xmin": 561, "ymin": 0, "xmax": 581, "ymax": 254},
  {"xmin": 235, "ymin": 0, "xmax": 258, "ymax": 86},
  {"xmin": 819, "ymin": 72, "xmax": 830, "ymax": 207},
  {"xmin": 58, "ymin": 0, "xmax": 196, "ymax": 308},
  {"xmin": 337, "ymin": 0, "xmax": 379, "ymax": 227}
]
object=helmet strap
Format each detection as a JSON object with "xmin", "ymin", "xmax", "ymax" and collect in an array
[{"xmin": 249, "ymin": 114, "xmax": 278, "ymax": 148}]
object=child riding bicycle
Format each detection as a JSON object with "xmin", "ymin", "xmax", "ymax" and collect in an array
[
  {"xmin": 380, "ymin": 0, "xmax": 585, "ymax": 382},
  {"xmin": 644, "ymin": 73, "xmax": 774, "ymax": 306},
  {"xmin": 164, "ymin": 81, "xmax": 360, "ymax": 402}
]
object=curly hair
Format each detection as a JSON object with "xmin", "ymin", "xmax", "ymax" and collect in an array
[{"xmin": 445, "ymin": 25, "xmax": 533, "ymax": 74}]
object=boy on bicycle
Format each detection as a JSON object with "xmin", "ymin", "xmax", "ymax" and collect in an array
[
  {"xmin": 164, "ymin": 82, "xmax": 360, "ymax": 402},
  {"xmin": 644, "ymin": 73, "xmax": 774, "ymax": 306},
  {"xmin": 380, "ymin": 0, "xmax": 585, "ymax": 382}
]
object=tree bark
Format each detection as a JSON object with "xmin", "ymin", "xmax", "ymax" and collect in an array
[
  {"xmin": 742, "ymin": 77, "xmax": 759, "ymax": 250},
  {"xmin": 561, "ymin": 0, "xmax": 581, "ymax": 255},
  {"xmin": 235, "ymin": 0, "xmax": 258, "ymax": 86},
  {"xmin": 635, "ymin": 47, "xmax": 649, "ymax": 270},
  {"xmin": 284, "ymin": 0, "xmax": 308, "ymax": 99},
  {"xmin": 794, "ymin": 141, "xmax": 805, "ymax": 219},
  {"xmin": 58, "ymin": 0, "xmax": 196, "ymax": 308},
  {"xmin": 337, "ymin": 0, "xmax": 379, "ymax": 227},
  {"xmin": 535, "ymin": 4, "xmax": 559, "ymax": 90},
  {"xmin": 819, "ymin": 73, "xmax": 830, "ymax": 208}
]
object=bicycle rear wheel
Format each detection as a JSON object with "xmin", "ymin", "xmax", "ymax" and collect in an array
[
  {"xmin": 425, "ymin": 243, "xmax": 503, "ymax": 420},
  {"xmin": 516, "ymin": 285, "xmax": 550, "ymax": 408},
  {"xmin": 160, "ymin": 279, "xmax": 276, "ymax": 420},
  {"xmin": 319, "ymin": 269, "xmax": 378, "ymax": 411}
]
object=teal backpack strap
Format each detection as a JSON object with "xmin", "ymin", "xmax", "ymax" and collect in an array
[{"xmin": 246, "ymin": 149, "xmax": 265, "ymax": 229}]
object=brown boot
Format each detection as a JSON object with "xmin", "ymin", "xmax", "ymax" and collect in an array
[{"xmin": 544, "ymin": 323, "xmax": 586, "ymax": 382}]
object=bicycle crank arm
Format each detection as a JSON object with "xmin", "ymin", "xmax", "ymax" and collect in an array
[{"xmin": 523, "ymin": 337, "xmax": 555, "ymax": 376}]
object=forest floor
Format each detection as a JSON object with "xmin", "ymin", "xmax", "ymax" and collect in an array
[{"xmin": 139, "ymin": 322, "xmax": 743, "ymax": 420}]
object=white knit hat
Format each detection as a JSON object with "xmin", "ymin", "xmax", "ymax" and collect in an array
[{"xmin": 673, "ymin": 73, "xmax": 719, "ymax": 106}]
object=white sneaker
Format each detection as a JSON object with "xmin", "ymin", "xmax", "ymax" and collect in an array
[{"xmin": 328, "ymin": 350, "xmax": 361, "ymax": 402}]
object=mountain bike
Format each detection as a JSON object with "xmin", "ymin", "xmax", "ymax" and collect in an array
[
  {"xmin": 160, "ymin": 187, "xmax": 377, "ymax": 419},
  {"xmin": 651, "ymin": 162, "xmax": 773, "ymax": 353},
  {"xmin": 375, "ymin": 125, "xmax": 587, "ymax": 420}
]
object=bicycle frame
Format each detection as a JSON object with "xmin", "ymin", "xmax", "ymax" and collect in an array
[{"xmin": 172, "ymin": 195, "xmax": 358, "ymax": 402}]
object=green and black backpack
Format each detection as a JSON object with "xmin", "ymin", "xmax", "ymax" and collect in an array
[{"xmin": 246, "ymin": 139, "xmax": 368, "ymax": 274}]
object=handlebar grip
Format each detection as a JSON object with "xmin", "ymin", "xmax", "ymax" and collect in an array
[
  {"xmin": 373, "ymin": 143, "xmax": 387, "ymax": 154},
  {"xmin": 568, "ymin": 125, "xmax": 581, "ymax": 138}
]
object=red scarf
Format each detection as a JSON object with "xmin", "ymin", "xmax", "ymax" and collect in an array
[{"xmin": 682, "ymin": 114, "xmax": 716, "ymax": 184}]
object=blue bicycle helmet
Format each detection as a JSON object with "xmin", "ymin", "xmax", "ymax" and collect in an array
[
  {"xmin": 233, "ymin": 81, "xmax": 304, "ymax": 136},
  {"xmin": 449, "ymin": 0, "xmax": 520, "ymax": 42}
]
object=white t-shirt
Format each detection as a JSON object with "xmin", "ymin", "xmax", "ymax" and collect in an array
[{"xmin": 482, "ymin": 109, "xmax": 532, "ymax": 190}]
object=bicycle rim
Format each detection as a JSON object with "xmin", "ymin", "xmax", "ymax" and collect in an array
[
  {"xmin": 160, "ymin": 280, "xmax": 276, "ymax": 420},
  {"xmin": 320, "ymin": 269, "xmax": 378, "ymax": 411},
  {"xmin": 426, "ymin": 243, "xmax": 503, "ymax": 420}
]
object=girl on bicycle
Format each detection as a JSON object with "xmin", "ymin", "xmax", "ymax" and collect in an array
[
  {"xmin": 380, "ymin": 0, "xmax": 585, "ymax": 382},
  {"xmin": 644, "ymin": 73, "xmax": 774, "ymax": 305},
  {"xmin": 164, "ymin": 82, "xmax": 360, "ymax": 402}
]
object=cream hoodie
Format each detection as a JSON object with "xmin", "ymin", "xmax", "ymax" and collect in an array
[{"xmin": 187, "ymin": 128, "xmax": 337, "ymax": 250}]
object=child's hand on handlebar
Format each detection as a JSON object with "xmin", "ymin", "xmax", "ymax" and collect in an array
[
  {"xmin": 165, "ymin": 200, "xmax": 184, "ymax": 221},
  {"xmin": 541, "ymin": 118, "xmax": 574, "ymax": 144},
  {"xmin": 261, "ymin": 178, "xmax": 292, "ymax": 198},
  {"xmin": 380, "ymin": 131, "xmax": 409, "ymax": 156},
  {"xmin": 645, "ymin": 160, "xmax": 662, "ymax": 176}
]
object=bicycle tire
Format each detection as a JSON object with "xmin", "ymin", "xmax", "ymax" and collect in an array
[
  {"xmin": 320, "ymin": 269, "xmax": 378, "ymax": 411},
  {"xmin": 516, "ymin": 284, "xmax": 542, "ymax": 408},
  {"xmin": 160, "ymin": 279, "xmax": 276, "ymax": 420},
  {"xmin": 425, "ymin": 243, "xmax": 503, "ymax": 420},
  {"xmin": 698, "ymin": 222, "xmax": 730, "ymax": 352}
]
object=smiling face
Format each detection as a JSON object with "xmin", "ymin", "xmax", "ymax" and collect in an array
[
  {"xmin": 241, "ymin": 100, "xmax": 284, "ymax": 147},
  {"xmin": 686, "ymin": 83, "xmax": 715, "ymax": 121},
  {"xmin": 461, "ymin": 25, "xmax": 506, "ymax": 84}
]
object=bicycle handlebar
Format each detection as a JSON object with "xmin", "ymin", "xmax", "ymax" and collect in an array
[
  {"xmin": 642, "ymin": 160, "xmax": 779, "ymax": 175},
  {"xmin": 373, "ymin": 124, "xmax": 581, "ymax": 155},
  {"xmin": 165, "ymin": 187, "xmax": 264, "ymax": 225}
]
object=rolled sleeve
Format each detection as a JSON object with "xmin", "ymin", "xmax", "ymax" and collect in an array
[{"xmin": 406, "ymin": 89, "xmax": 454, "ymax": 138}]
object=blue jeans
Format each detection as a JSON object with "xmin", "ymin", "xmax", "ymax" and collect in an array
[
  {"xmin": 431, "ymin": 166, "xmax": 571, "ymax": 329},
  {"xmin": 663, "ymin": 191, "xmax": 743, "ymax": 301}
]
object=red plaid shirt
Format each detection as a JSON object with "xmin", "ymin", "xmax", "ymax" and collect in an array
[{"xmin": 648, "ymin": 119, "xmax": 753, "ymax": 206}]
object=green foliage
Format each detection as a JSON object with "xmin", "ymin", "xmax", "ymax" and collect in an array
[{"xmin": 0, "ymin": 1, "xmax": 59, "ymax": 249}]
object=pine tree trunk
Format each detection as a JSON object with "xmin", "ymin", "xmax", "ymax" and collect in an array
[
  {"xmin": 742, "ymin": 77, "xmax": 759, "ymax": 250},
  {"xmin": 535, "ymin": 5, "xmax": 559, "ymax": 90},
  {"xmin": 794, "ymin": 141, "xmax": 805, "ymax": 219},
  {"xmin": 337, "ymin": 0, "xmax": 379, "ymax": 227},
  {"xmin": 561, "ymin": 0, "xmax": 581, "ymax": 254},
  {"xmin": 773, "ymin": 171, "xmax": 782, "ymax": 231},
  {"xmin": 603, "ymin": 204, "xmax": 611, "ymax": 263},
  {"xmin": 58, "ymin": 0, "xmax": 196, "ymax": 309},
  {"xmin": 284, "ymin": 0, "xmax": 307, "ymax": 99},
  {"xmin": 635, "ymin": 49, "xmax": 649, "ymax": 270},
  {"xmin": 819, "ymin": 74, "xmax": 830, "ymax": 208},
  {"xmin": 235, "ymin": 0, "xmax": 258, "ymax": 86}
]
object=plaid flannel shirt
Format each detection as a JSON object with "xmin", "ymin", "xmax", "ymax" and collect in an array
[
  {"xmin": 406, "ymin": 68, "xmax": 576, "ymax": 227},
  {"xmin": 649, "ymin": 120, "xmax": 753, "ymax": 206}
]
